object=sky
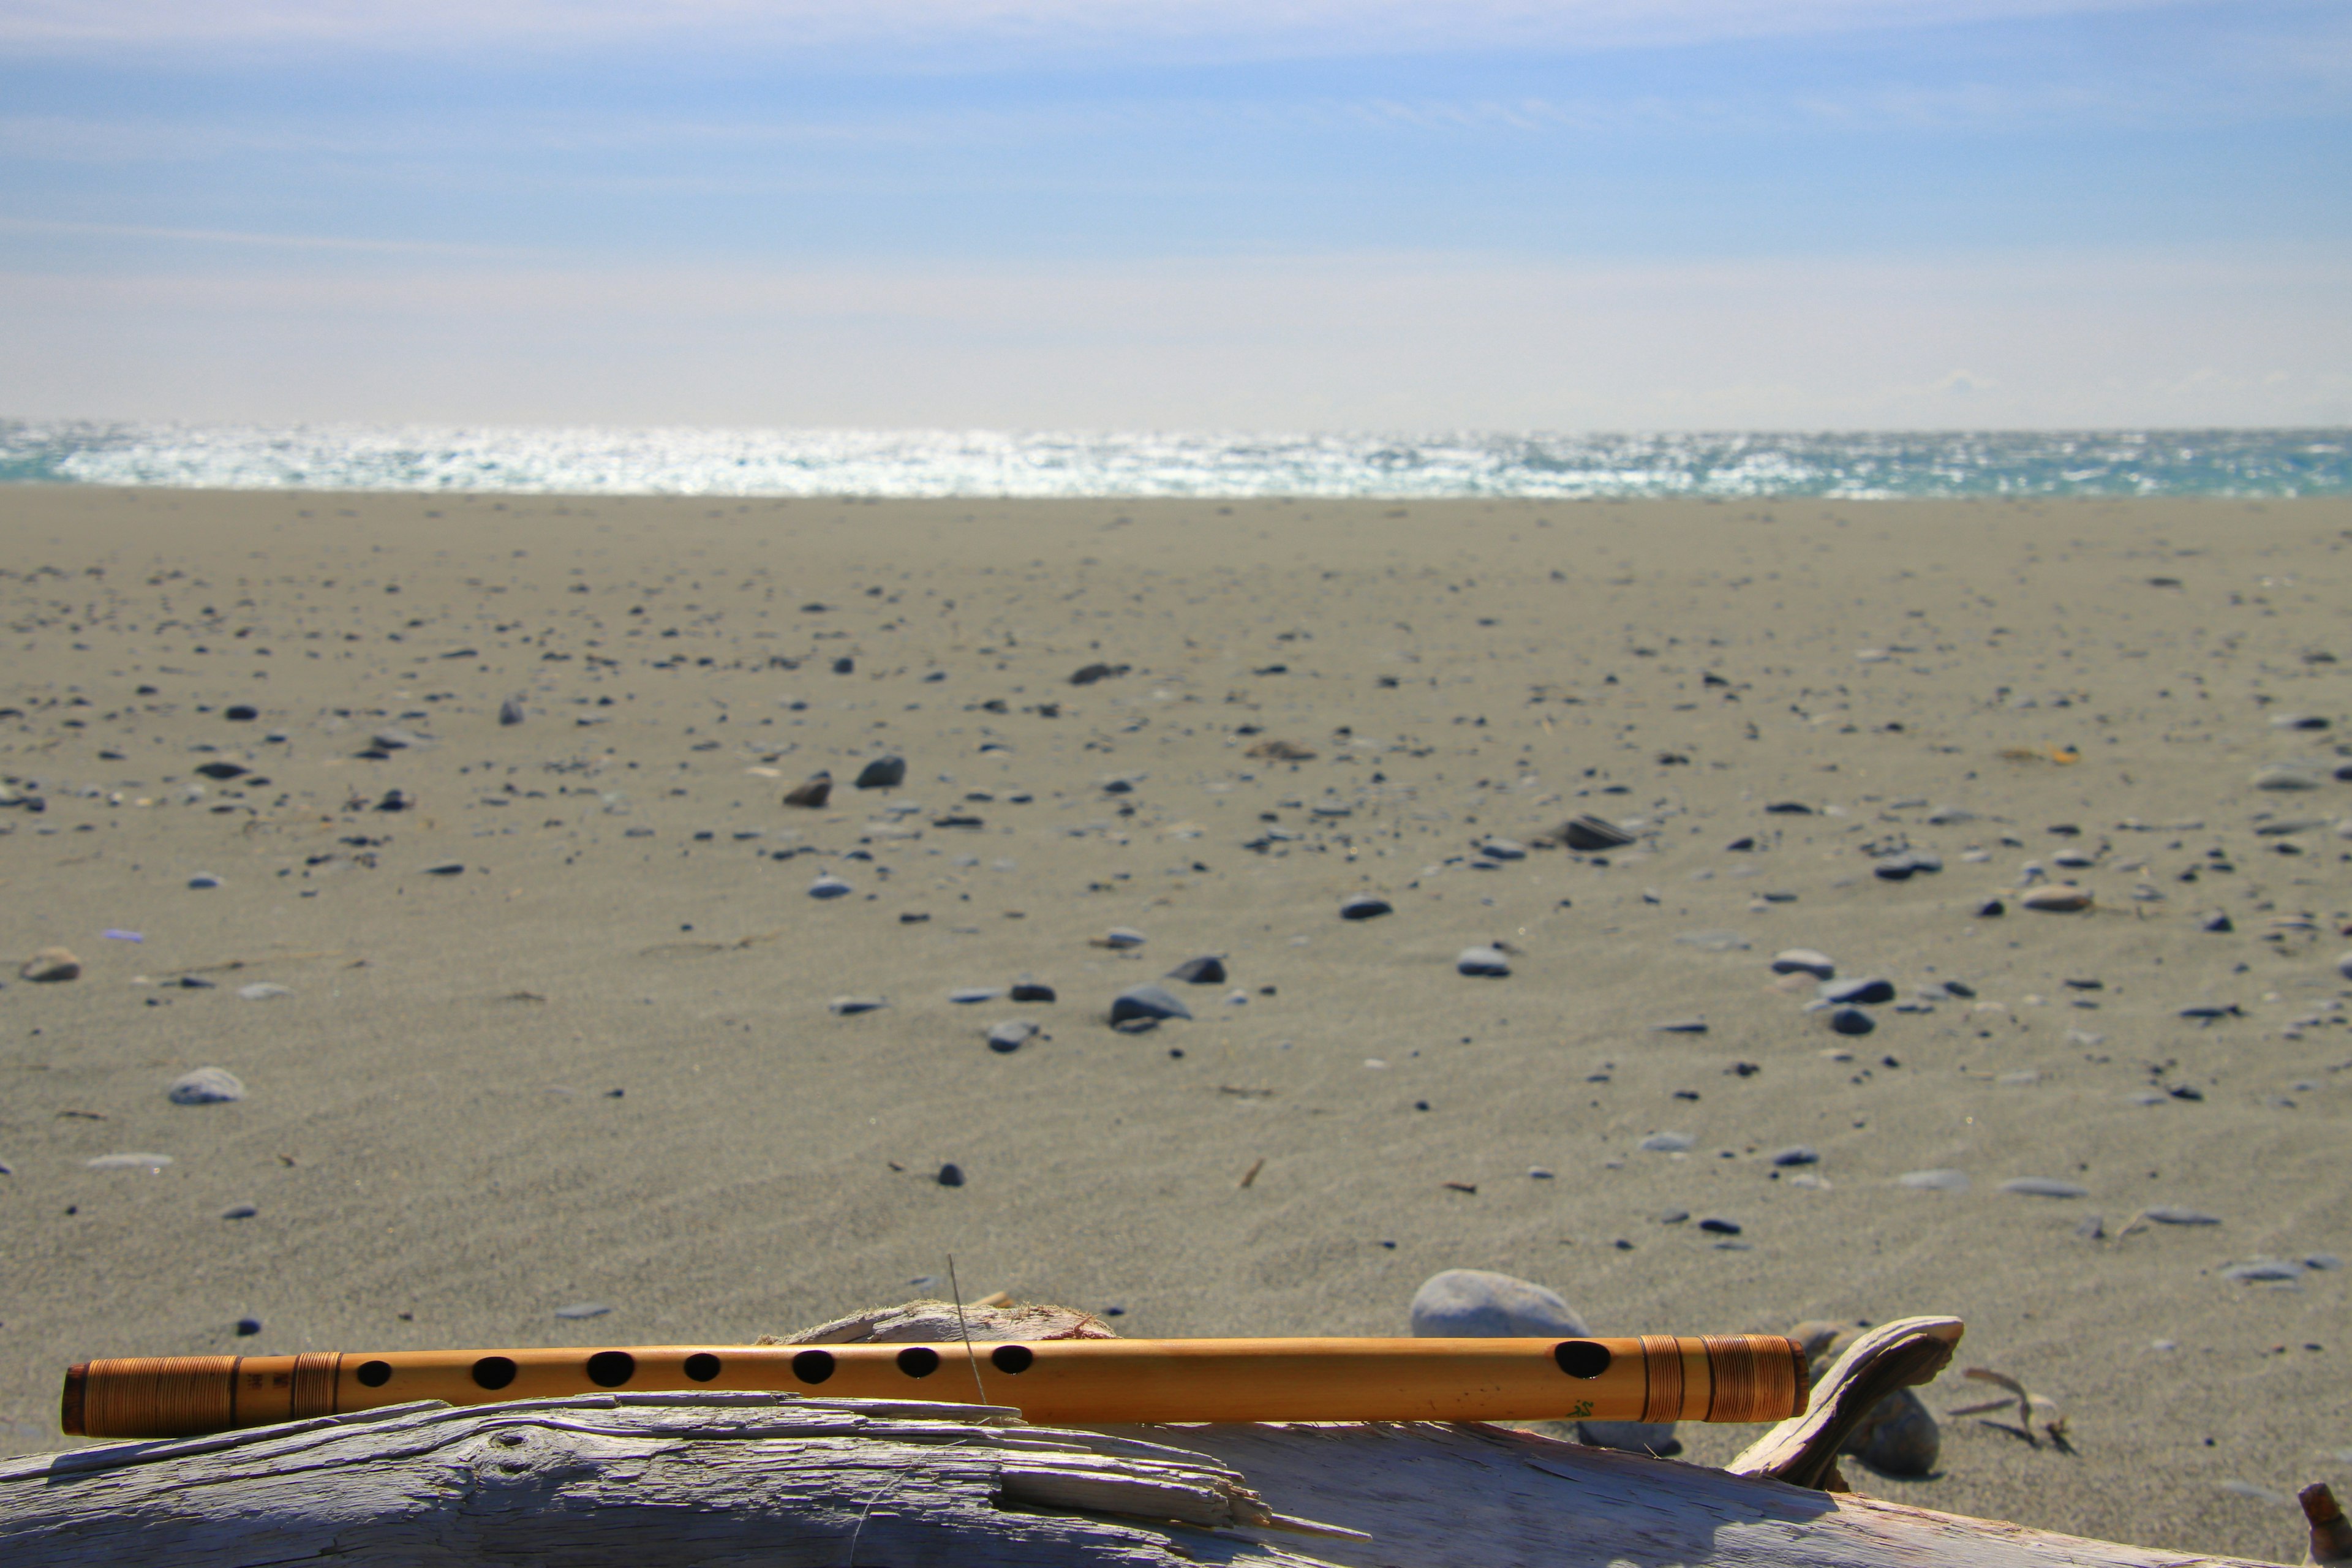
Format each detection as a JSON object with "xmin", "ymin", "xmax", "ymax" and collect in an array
[{"xmin": 2, "ymin": 0, "xmax": 2348, "ymax": 430}]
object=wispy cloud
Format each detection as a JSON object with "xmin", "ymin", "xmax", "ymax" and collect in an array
[
  {"xmin": 0, "ymin": 216, "xmax": 531, "ymax": 257},
  {"xmin": 0, "ymin": 0, "xmax": 2186, "ymax": 62}
]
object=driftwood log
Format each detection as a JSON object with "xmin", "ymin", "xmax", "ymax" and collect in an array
[{"xmin": 0, "ymin": 1311, "xmax": 2285, "ymax": 1567}]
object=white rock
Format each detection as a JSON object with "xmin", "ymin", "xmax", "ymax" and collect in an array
[
  {"xmin": 167, "ymin": 1068, "xmax": 246, "ymax": 1104},
  {"xmin": 1770, "ymin": 948, "xmax": 1835, "ymax": 980},
  {"xmin": 1456, "ymin": 946, "xmax": 1510, "ymax": 977},
  {"xmin": 1409, "ymin": 1268, "xmax": 1589, "ymax": 1338},
  {"xmin": 86, "ymin": 1153, "xmax": 174, "ymax": 1171},
  {"xmin": 808, "ymin": 873, "xmax": 853, "ymax": 899}
]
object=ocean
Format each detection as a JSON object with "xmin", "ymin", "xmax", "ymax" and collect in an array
[{"xmin": 1, "ymin": 423, "xmax": 2345, "ymax": 500}]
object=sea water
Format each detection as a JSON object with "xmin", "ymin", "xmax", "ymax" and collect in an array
[{"xmin": 1, "ymin": 423, "xmax": 2344, "ymax": 500}]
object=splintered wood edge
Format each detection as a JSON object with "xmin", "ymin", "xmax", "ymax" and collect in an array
[{"xmin": 1725, "ymin": 1315, "xmax": 1965, "ymax": 1491}]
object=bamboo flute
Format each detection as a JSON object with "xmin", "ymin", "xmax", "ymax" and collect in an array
[{"xmin": 62, "ymin": 1334, "xmax": 1807, "ymax": 1439}]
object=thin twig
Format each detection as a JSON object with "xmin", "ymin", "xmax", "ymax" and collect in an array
[{"xmin": 947, "ymin": 1254, "xmax": 989, "ymax": 1408}]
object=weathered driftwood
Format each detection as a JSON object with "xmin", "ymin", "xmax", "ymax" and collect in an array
[{"xmin": 0, "ymin": 1310, "xmax": 2281, "ymax": 1567}]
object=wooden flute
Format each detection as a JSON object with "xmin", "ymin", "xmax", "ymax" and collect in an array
[{"xmin": 62, "ymin": 1334, "xmax": 1807, "ymax": 1439}]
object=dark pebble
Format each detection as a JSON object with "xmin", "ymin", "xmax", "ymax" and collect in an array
[
  {"xmin": 1340, "ymin": 895, "xmax": 1393, "ymax": 920},
  {"xmin": 1009, "ymin": 980, "xmax": 1057, "ymax": 1003},
  {"xmin": 224, "ymin": 704, "xmax": 258, "ymax": 722},
  {"xmin": 1697, "ymin": 1218, "xmax": 1742, "ymax": 1235},
  {"xmin": 1828, "ymin": 1006, "xmax": 1877, "ymax": 1036},
  {"xmin": 1166, "ymin": 956, "xmax": 1227, "ymax": 984},
  {"xmin": 937, "ymin": 1163, "xmax": 965, "ymax": 1186},
  {"xmin": 1825, "ymin": 977, "xmax": 1896, "ymax": 1005},
  {"xmin": 853, "ymin": 756, "xmax": 906, "ymax": 790},
  {"xmin": 235, "ymin": 1317, "xmax": 262, "ymax": 1336}
]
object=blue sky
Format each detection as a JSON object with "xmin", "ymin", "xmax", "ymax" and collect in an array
[{"xmin": 2, "ymin": 0, "xmax": 2347, "ymax": 428}]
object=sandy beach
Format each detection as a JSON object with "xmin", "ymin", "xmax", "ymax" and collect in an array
[{"xmin": 1, "ymin": 484, "xmax": 2346, "ymax": 1559}]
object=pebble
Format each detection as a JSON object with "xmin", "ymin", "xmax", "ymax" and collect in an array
[
  {"xmin": 936, "ymin": 1162, "xmax": 965, "ymax": 1187},
  {"xmin": 948, "ymin": 987, "xmax": 1001, "ymax": 1003},
  {"xmin": 809, "ymin": 873, "xmax": 853, "ymax": 899},
  {"xmin": 1009, "ymin": 979, "xmax": 1058, "ymax": 1003},
  {"xmin": 1166, "ymin": 956, "xmax": 1227, "ymax": 984},
  {"xmin": 194, "ymin": 760, "xmax": 249, "ymax": 780},
  {"xmin": 783, "ymin": 774, "xmax": 832, "ymax": 808},
  {"xmin": 1771, "ymin": 949, "xmax": 1835, "ymax": 979},
  {"xmin": 167, "ymin": 1067, "xmax": 246, "ymax": 1105},
  {"xmin": 86, "ymin": 1153, "xmax": 174, "ymax": 1170},
  {"xmin": 853, "ymin": 756, "xmax": 908, "ymax": 790},
  {"xmin": 20, "ymin": 946, "xmax": 80, "ymax": 982},
  {"xmin": 2019, "ymin": 885, "xmax": 2093, "ymax": 911},
  {"xmin": 1822, "ymin": 976, "xmax": 1894, "ymax": 1005},
  {"xmin": 1478, "ymin": 837, "xmax": 1527, "ymax": 861},
  {"xmin": 2251, "ymin": 763, "xmax": 2325, "ymax": 791},
  {"xmin": 2269, "ymin": 712, "xmax": 2331, "ymax": 730},
  {"xmin": 188, "ymin": 873, "xmax": 223, "ymax": 889},
  {"xmin": 2222, "ymin": 1259, "xmax": 2301, "ymax": 1283},
  {"xmin": 221, "ymin": 1203, "xmax": 258, "ymax": 1219},
  {"xmin": 1110, "ymin": 983, "xmax": 1192, "ymax": 1025},
  {"xmin": 829, "ymin": 996, "xmax": 887, "ymax": 1015},
  {"xmin": 1456, "ymin": 946, "xmax": 1510, "ymax": 977},
  {"xmin": 1899, "ymin": 1169, "xmax": 1970, "ymax": 1191},
  {"xmin": 1827, "ymin": 1006, "xmax": 1875, "ymax": 1036},
  {"xmin": 2000, "ymin": 1177, "xmax": 2088, "ymax": 1199},
  {"xmin": 499, "ymin": 696, "xmax": 526, "ymax": 725},
  {"xmin": 1651, "ymin": 1019, "xmax": 1708, "ymax": 1033},
  {"xmin": 2144, "ymin": 1206, "xmax": 2221, "ymax": 1225},
  {"xmin": 235, "ymin": 1316, "xmax": 263, "ymax": 1336},
  {"xmin": 1697, "ymin": 1217, "xmax": 1742, "ymax": 1234},
  {"xmin": 238, "ymin": 982, "xmax": 292, "ymax": 1000},
  {"xmin": 1638, "ymin": 1131, "xmax": 1694, "ymax": 1153},
  {"xmin": 1555, "ymin": 815, "xmax": 1635, "ymax": 851},
  {"xmin": 986, "ymin": 1019, "xmax": 1039, "ymax": 1053},
  {"xmin": 1842, "ymin": 1387, "xmax": 1940, "ymax": 1476},
  {"xmin": 1674, "ymin": 930, "xmax": 1748, "ymax": 952},
  {"xmin": 2338, "ymin": 951, "xmax": 2352, "ymax": 982},
  {"xmin": 1099, "ymin": 927, "xmax": 1147, "ymax": 949},
  {"xmin": 1770, "ymin": 1146, "xmax": 1819, "ymax": 1167},
  {"xmin": 554, "ymin": 1302, "xmax": 613, "ymax": 1319},
  {"xmin": 423, "ymin": 861, "xmax": 464, "ymax": 876},
  {"xmin": 1408, "ymin": 1268, "xmax": 1589, "ymax": 1337},
  {"xmin": 1339, "ymin": 894, "xmax": 1393, "ymax": 920},
  {"xmin": 224, "ymin": 703, "xmax": 259, "ymax": 722}
]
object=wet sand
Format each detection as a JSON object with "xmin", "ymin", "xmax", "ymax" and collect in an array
[{"xmin": 1, "ymin": 485, "xmax": 2346, "ymax": 1559}]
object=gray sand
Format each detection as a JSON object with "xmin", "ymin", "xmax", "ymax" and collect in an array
[{"xmin": 2, "ymin": 486, "xmax": 2346, "ymax": 1559}]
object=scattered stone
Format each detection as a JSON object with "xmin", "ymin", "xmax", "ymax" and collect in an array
[
  {"xmin": 2142, "ymin": 1206, "xmax": 2220, "ymax": 1225},
  {"xmin": 1339, "ymin": 894, "xmax": 1392, "ymax": 921},
  {"xmin": 2020, "ymin": 885, "xmax": 2094, "ymax": 912},
  {"xmin": 188, "ymin": 873, "xmax": 223, "ymax": 889},
  {"xmin": 86, "ymin": 1153, "xmax": 173, "ymax": 1170},
  {"xmin": 1823, "ymin": 976, "xmax": 1895, "ymax": 1005},
  {"xmin": 221, "ymin": 1203, "xmax": 258, "ymax": 1220},
  {"xmin": 237, "ymin": 982, "xmax": 291, "ymax": 1000},
  {"xmin": 1673, "ymin": 930, "xmax": 1749, "ymax": 952},
  {"xmin": 936, "ymin": 1162, "xmax": 966, "ymax": 1187},
  {"xmin": 554, "ymin": 1302, "xmax": 612, "ymax": 1319},
  {"xmin": 1110, "ymin": 984, "xmax": 1192, "ymax": 1025},
  {"xmin": 1553, "ymin": 815, "xmax": 1636, "ymax": 851},
  {"xmin": 194, "ymin": 761, "xmax": 249, "ymax": 780},
  {"xmin": 1697, "ymin": 1217, "xmax": 1742, "ymax": 1235},
  {"xmin": 2338, "ymin": 951, "xmax": 2352, "ymax": 982},
  {"xmin": 2222, "ymin": 1259, "xmax": 2302, "ymax": 1283},
  {"xmin": 1637, "ymin": 1132, "xmax": 1694, "ymax": 1153},
  {"xmin": 1069, "ymin": 662, "xmax": 1130, "ymax": 685},
  {"xmin": 1166, "ymin": 956, "xmax": 1227, "ymax": 984},
  {"xmin": 235, "ymin": 1316, "xmax": 262, "ymax": 1336},
  {"xmin": 1899, "ymin": 1169, "xmax": 1970, "ymax": 1192},
  {"xmin": 2202, "ymin": 913, "xmax": 2235, "ymax": 933},
  {"xmin": 20, "ymin": 946, "xmax": 80, "ymax": 982},
  {"xmin": 1828, "ymin": 1006, "xmax": 1876, "ymax": 1036},
  {"xmin": 853, "ymin": 756, "xmax": 908, "ymax": 790},
  {"xmin": 1478, "ymin": 837, "xmax": 1527, "ymax": 861},
  {"xmin": 783, "ymin": 774, "xmax": 832, "ymax": 808},
  {"xmin": 1244, "ymin": 738, "xmax": 1316, "ymax": 761},
  {"xmin": 376, "ymin": 789, "xmax": 413, "ymax": 812},
  {"xmin": 1651, "ymin": 1019, "xmax": 1708, "ymax": 1033},
  {"xmin": 423, "ymin": 861, "xmax": 464, "ymax": 876},
  {"xmin": 1456, "ymin": 946, "xmax": 1510, "ymax": 977},
  {"xmin": 1098, "ymin": 927, "xmax": 1147, "ymax": 949},
  {"xmin": 2000, "ymin": 1177, "xmax": 2089, "ymax": 1199},
  {"xmin": 2252, "ymin": 763, "xmax": 2326, "ymax": 791},
  {"xmin": 1843, "ymin": 1387, "xmax": 1940, "ymax": 1476},
  {"xmin": 1770, "ymin": 949, "xmax": 1835, "ymax": 980},
  {"xmin": 948, "ymin": 987, "xmax": 1001, "ymax": 1004},
  {"xmin": 224, "ymin": 703, "xmax": 260, "ymax": 722},
  {"xmin": 1770, "ymin": 1146, "xmax": 1819, "ymax": 1167},
  {"xmin": 809, "ymin": 873, "xmax": 853, "ymax": 899},
  {"xmin": 1009, "ymin": 979, "xmax": 1057, "ymax": 1003},
  {"xmin": 2269, "ymin": 713, "xmax": 2330, "ymax": 730},
  {"xmin": 1408, "ymin": 1268, "xmax": 1589, "ymax": 1337},
  {"xmin": 499, "ymin": 697, "xmax": 527, "ymax": 726},
  {"xmin": 829, "ymin": 996, "xmax": 887, "ymax": 1016},
  {"xmin": 1972, "ymin": 897, "xmax": 2005, "ymax": 917},
  {"xmin": 167, "ymin": 1068, "xmax": 246, "ymax": 1105},
  {"xmin": 986, "ymin": 1020, "xmax": 1039, "ymax": 1053}
]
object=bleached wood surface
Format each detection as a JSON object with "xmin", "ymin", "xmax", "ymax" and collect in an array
[{"xmin": 2, "ymin": 1387, "xmax": 2278, "ymax": 1567}]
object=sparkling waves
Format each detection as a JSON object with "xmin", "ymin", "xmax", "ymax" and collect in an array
[{"xmin": 2, "ymin": 423, "xmax": 2345, "ymax": 499}]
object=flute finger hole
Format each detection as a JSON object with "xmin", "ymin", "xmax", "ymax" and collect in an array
[
  {"xmin": 356, "ymin": 1360, "xmax": 393, "ymax": 1388},
  {"xmin": 1553, "ymin": 1341, "xmax": 1613, "ymax": 1379},
  {"xmin": 586, "ymin": 1351, "xmax": 636, "ymax": 1389},
  {"xmin": 683, "ymin": 1353, "xmax": 722, "ymax": 1382},
  {"xmin": 989, "ymin": 1344, "xmax": 1034, "ymax": 1374},
  {"xmin": 471, "ymin": 1355, "xmax": 518, "ymax": 1391},
  {"xmin": 896, "ymin": 1347, "xmax": 941, "ymax": 1378},
  {"xmin": 791, "ymin": 1349, "xmax": 835, "ymax": 1385}
]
